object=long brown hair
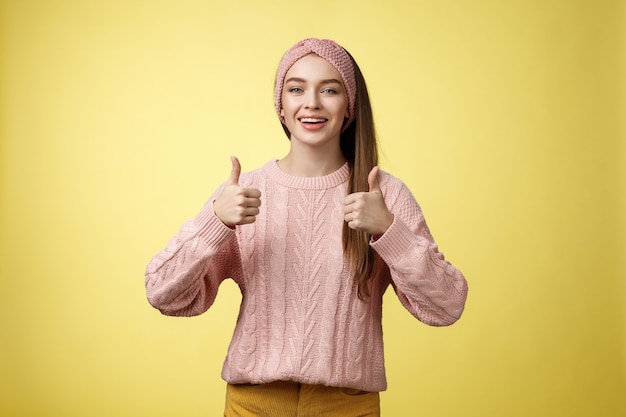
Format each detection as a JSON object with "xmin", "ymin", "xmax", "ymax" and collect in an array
[{"xmin": 339, "ymin": 50, "xmax": 380, "ymax": 298}]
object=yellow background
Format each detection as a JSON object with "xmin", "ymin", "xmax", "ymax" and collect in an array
[{"xmin": 1, "ymin": 0, "xmax": 624, "ymax": 415}]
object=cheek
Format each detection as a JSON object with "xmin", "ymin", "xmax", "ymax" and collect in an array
[
  {"xmin": 341, "ymin": 98, "xmax": 349, "ymax": 118},
  {"xmin": 340, "ymin": 100, "xmax": 349, "ymax": 118},
  {"xmin": 281, "ymin": 95, "xmax": 294, "ymax": 116}
]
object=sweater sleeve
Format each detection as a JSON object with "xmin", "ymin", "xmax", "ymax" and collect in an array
[
  {"xmin": 371, "ymin": 177, "xmax": 468, "ymax": 326},
  {"xmin": 145, "ymin": 196, "xmax": 241, "ymax": 317}
]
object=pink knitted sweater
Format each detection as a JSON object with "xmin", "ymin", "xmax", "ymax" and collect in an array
[{"xmin": 145, "ymin": 160, "xmax": 468, "ymax": 392}]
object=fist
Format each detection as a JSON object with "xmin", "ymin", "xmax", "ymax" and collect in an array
[{"xmin": 213, "ymin": 156, "xmax": 261, "ymax": 227}]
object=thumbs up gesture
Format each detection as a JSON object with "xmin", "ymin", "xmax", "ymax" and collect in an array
[
  {"xmin": 343, "ymin": 166, "xmax": 393, "ymax": 235},
  {"xmin": 213, "ymin": 157, "xmax": 262, "ymax": 227}
]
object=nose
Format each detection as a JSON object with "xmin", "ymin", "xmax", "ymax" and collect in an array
[{"xmin": 304, "ymin": 91, "xmax": 321, "ymax": 109}]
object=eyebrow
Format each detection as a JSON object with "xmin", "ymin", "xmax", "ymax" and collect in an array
[{"xmin": 284, "ymin": 77, "xmax": 343, "ymax": 85}]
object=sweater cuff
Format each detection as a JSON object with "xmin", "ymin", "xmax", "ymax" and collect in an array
[
  {"xmin": 192, "ymin": 204, "xmax": 235, "ymax": 248},
  {"xmin": 370, "ymin": 216, "xmax": 424, "ymax": 266}
]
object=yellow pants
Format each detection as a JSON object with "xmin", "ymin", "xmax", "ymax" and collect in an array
[{"xmin": 224, "ymin": 381, "xmax": 381, "ymax": 417}]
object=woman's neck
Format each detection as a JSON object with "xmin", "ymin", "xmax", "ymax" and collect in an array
[{"xmin": 277, "ymin": 147, "xmax": 346, "ymax": 177}]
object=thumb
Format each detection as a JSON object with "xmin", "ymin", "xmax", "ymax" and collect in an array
[
  {"xmin": 227, "ymin": 156, "xmax": 241, "ymax": 185},
  {"xmin": 368, "ymin": 166, "xmax": 381, "ymax": 193}
]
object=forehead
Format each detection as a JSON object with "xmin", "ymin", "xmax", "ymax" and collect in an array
[{"xmin": 284, "ymin": 54, "xmax": 343, "ymax": 82}]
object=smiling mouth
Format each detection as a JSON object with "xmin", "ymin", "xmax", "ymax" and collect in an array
[{"xmin": 299, "ymin": 117, "xmax": 327, "ymax": 124}]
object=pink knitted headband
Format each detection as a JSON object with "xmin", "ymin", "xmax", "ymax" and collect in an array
[{"xmin": 274, "ymin": 38, "xmax": 356, "ymax": 131}]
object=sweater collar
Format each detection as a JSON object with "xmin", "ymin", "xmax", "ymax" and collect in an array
[{"xmin": 264, "ymin": 159, "xmax": 349, "ymax": 190}]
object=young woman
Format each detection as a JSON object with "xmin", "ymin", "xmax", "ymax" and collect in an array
[{"xmin": 145, "ymin": 38, "xmax": 468, "ymax": 417}]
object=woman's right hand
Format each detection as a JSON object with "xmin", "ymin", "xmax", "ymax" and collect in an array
[{"xmin": 213, "ymin": 156, "xmax": 261, "ymax": 227}]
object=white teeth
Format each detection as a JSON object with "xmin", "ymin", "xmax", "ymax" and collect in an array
[{"xmin": 300, "ymin": 118, "xmax": 326, "ymax": 123}]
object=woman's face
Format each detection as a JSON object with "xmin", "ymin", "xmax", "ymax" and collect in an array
[{"xmin": 280, "ymin": 54, "xmax": 349, "ymax": 151}]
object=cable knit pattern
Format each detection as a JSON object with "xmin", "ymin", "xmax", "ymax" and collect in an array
[{"xmin": 145, "ymin": 160, "xmax": 468, "ymax": 392}]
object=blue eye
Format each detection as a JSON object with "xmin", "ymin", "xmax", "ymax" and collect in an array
[
  {"xmin": 289, "ymin": 87, "xmax": 303, "ymax": 93},
  {"xmin": 323, "ymin": 88, "xmax": 338, "ymax": 94}
]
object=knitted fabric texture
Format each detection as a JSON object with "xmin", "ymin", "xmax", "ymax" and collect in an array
[
  {"xmin": 274, "ymin": 38, "xmax": 356, "ymax": 131},
  {"xmin": 145, "ymin": 161, "xmax": 468, "ymax": 392}
]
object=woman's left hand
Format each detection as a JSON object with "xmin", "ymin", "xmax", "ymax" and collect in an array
[{"xmin": 343, "ymin": 166, "xmax": 394, "ymax": 236}]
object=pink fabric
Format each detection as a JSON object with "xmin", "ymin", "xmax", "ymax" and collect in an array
[
  {"xmin": 145, "ymin": 160, "xmax": 468, "ymax": 392},
  {"xmin": 274, "ymin": 38, "xmax": 357, "ymax": 131}
]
